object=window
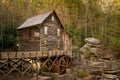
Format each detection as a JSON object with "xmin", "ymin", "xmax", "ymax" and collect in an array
[
  {"xmin": 44, "ymin": 39, "xmax": 48, "ymax": 45},
  {"xmin": 44, "ymin": 26, "xmax": 48, "ymax": 35},
  {"xmin": 57, "ymin": 28, "xmax": 61, "ymax": 36},
  {"xmin": 51, "ymin": 16, "xmax": 55, "ymax": 21},
  {"xmin": 34, "ymin": 32, "xmax": 39, "ymax": 37}
]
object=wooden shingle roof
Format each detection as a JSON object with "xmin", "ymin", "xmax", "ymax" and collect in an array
[{"xmin": 17, "ymin": 11, "xmax": 53, "ymax": 29}]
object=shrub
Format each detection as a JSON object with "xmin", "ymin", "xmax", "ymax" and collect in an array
[
  {"xmin": 110, "ymin": 37, "xmax": 120, "ymax": 58},
  {"xmin": 84, "ymin": 47, "xmax": 91, "ymax": 59},
  {"xmin": 77, "ymin": 70, "xmax": 89, "ymax": 78}
]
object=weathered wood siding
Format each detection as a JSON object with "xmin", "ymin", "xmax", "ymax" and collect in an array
[
  {"xmin": 18, "ymin": 40, "xmax": 40, "ymax": 51},
  {"xmin": 62, "ymin": 31, "xmax": 72, "ymax": 56},
  {"xmin": 18, "ymin": 27, "xmax": 40, "ymax": 51},
  {"xmin": 17, "ymin": 12, "xmax": 72, "ymax": 54},
  {"xmin": 40, "ymin": 13, "xmax": 63, "ymax": 51}
]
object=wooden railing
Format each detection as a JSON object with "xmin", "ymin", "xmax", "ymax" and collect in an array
[
  {"xmin": 0, "ymin": 50, "xmax": 71, "ymax": 60},
  {"xmin": 0, "ymin": 50, "xmax": 72, "ymax": 76}
]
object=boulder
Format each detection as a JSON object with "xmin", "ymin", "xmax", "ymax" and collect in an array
[
  {"xmin": 90, "ymin": 48, "xmax": 117, "ymax": 59},
  {"xmin": 80, "ymin": 38, "xmax": 120, "ymax": 79},
  {"xmin": 102, "ymin": 74, "xmax": 119, "ymax": 79},
  {"xmin": 85, "ymin": 38, "xmax": 101, "ymax": 45}
]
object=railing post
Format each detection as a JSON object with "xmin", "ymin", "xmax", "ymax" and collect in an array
[
  {"xmin": 21, "ymin": 52, "xmax": 24, "ymax": 77},
  {"xmin": 36, "ymin": 52, "xmax": 38, "ymax": 59},
  {"xmin": 29, "ymin": 52, "xmax": 31, "ymax": 58},
  {"xmin": 15, "ymin": 52, "xmax": 17, "ymax": 59}
]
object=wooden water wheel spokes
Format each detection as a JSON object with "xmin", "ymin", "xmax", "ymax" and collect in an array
[
  {"xmin": 50, "ymin": 58, "xmax": 60, "ymax": 73},
  {"xmin": 59, "ymin": 56, "xmax": 72, "ymax": 68},
  {"xmin": 51, "ymin": 55, "xmax": 72, "ymax": 74},
  {"xmin": 58, "ymin": 55, "xmax": 72, "ymax": 74}
]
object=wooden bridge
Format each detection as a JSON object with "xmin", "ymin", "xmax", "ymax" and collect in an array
[{"xmin": 0, "ymin": 50, "xmax": 72, "ymax": 76}]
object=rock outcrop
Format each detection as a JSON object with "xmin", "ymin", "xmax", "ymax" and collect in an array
[{"xmin": 80, "ymin": 37, "xmax": 120, "ymax": 80}]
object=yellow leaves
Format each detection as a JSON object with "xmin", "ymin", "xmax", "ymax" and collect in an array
[
  {"xmin": 1, "ymin": 0, "xmax": 9, "ymax": 6},
  {"xmin": 2, "ymin": 0, "xmax": 8, "ymax": 4},
  {"xmin": 100, "ymin": 0, "xmax": 120, "ymax": 13}
]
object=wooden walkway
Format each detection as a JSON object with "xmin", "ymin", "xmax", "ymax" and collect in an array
[
  {"xmin": 0, "ymin": 50, "xmax": 67, "ymax": 59},
  {"xmin": 0, "ymin": 50, "xmax": 72, "ymax": 76}
]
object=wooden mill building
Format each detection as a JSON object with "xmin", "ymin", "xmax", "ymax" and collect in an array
[{"xmin": 17, "ymin": 10, "xmax": 72, "ymax": 54}]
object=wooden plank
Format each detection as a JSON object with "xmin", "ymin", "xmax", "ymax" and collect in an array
[
  {"xmin": 37, "ymin": 52, "xmax": 43, "ymax": 57},
  {"xmin": 0, "ymin": 50, "xmax": 67, "ymax": 60},
  {"xmin": 22, "ymin": 65, "xmax": 32, "ymax": 75},
  {"xmin": 23, "ymin": 52, "xmax": 30, "ymax": 58},
  {"xmin": 0, "ymin": 62, "xmax": 7, "ymax": 68},
  {"xmin": 7, "ymin": 61, "xmax": 21, "ymax": 76},
  {"xmin": 0, "ymin": 69, "xmax": 5, "ymax": 75},
  {"xmin": 16, "ymin": 52, "xmax": 23, "ymax": 58},
  {"xmin": 1, "ymin": 53, "xmax": 8, "ymax": 59},
  {"xmin": 9, "ymin": 52, "xmax": 16, "ymax": 59},
  {"xmin": 30, "ymin": 52, "xmax": 37, "ymax": 58},
  {"xmin": 42, "ymin": 53, "xmax": 48, "ymax": 57}
]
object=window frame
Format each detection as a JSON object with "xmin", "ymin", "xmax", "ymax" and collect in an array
[
  {"xmin": 44, "ymin": 26, "xmax": 48, "ymax": 35},
  {"xmin": 51, "ymin": 16, "xmax": 55, "ymax": 21},
  {"xmin": 57, "ymin": 28, "xmax": 61, "ymax": 36}
]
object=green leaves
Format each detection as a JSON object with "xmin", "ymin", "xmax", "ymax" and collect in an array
[
  {"xmin": 2, "ymin": 26, "xmax": 17, "ymax": 49},
  {"xmin": 0, "ymin": 0, "xmax": 120, "ymax": 53}
]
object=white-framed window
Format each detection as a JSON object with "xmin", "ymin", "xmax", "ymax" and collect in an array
[
  {"xmin": 44, "ymin": 26, "xmax": 48, "ymax": 35},
  {"xmin": 57, "ymin": 28, "xmax": 61, "ymax": 36},
  {"xmin": 51, "ymin": 16, "xmax": 55, "ymax": 21}
]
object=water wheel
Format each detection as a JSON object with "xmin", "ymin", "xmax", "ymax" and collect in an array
[{"xmin": 51, "ymin": 55, "xmax": 72, "ymax": 74}]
